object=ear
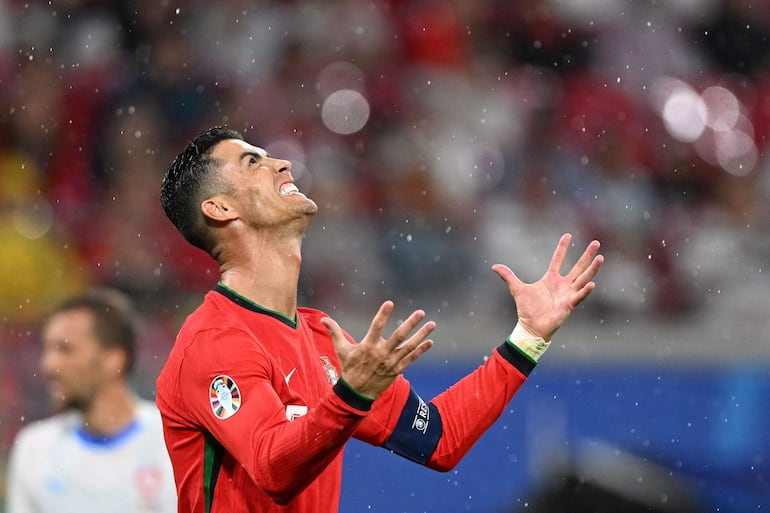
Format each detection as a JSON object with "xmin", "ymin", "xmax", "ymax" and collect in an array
[
  {"xmin": 103, "ymin": 346, "xmax": 129, "ymax": 378},
  {"xmin": 201, "ymin": 196, "xmax": 239, "ymax": 222}
]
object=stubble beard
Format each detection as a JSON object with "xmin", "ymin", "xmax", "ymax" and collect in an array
[{"xmin": 48, "ymin": 385, "xmax": 90, "ymax": 413}]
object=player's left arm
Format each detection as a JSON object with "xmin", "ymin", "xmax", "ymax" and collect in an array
[
  {"xmin": 355, "ymin": 336, "xmax": 536, "ymax": 469},
  {"xmin": 357, "ymin": 235, "xmax": 603, "ymax": 470}
]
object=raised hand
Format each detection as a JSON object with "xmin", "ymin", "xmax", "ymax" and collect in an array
[
  {"xmin": 491, "ymin": 233, "xmax": 603, "ymax": 341},
  {"xmin": 322, "ymin": 301, "xmax": 435, "ymax": 399}
]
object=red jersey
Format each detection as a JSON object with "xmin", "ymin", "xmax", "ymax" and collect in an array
[{"xmin": 156, "ymin": 284, "xmax": 535, "ymax": 513}]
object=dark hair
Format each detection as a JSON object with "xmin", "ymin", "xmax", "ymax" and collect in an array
[
  {"xmin": 49, "ymin": 288, "xmax": 139, "ymax": 374},
  {"xmin": 160, "ymin": 126, "xmax": 244, "ymax": 254}
]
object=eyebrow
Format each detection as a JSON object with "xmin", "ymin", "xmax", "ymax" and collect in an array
[{"xmin": 239, "ymin": 149, "xmax": 270, "ymax": 162}]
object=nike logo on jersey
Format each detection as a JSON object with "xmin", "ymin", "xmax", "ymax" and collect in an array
[{"xmin": 285, "ymin": 368, "xmax": 297, "ymax": 386}]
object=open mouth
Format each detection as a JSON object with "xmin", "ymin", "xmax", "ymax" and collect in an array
[{"xmin": 279, "ymin": 182, "xmax": 302, "ymax": 196}]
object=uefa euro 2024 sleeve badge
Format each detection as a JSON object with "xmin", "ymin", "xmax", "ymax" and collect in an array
[{"xmin": 210, "ymin": 375, "xmax": 241, "ymax": 419}]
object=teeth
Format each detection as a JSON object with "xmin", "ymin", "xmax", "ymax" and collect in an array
[{"xmin": 280, "ymin": 183, "xmax": 300, "ymax": 196}]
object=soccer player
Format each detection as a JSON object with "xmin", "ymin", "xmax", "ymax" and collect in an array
[
  {"xmin": 157, "ymin": 126, "xmax": 603, "ymax": 513},
  {"xmin": 5, "ymin": 288, "xmax": 177, "ymax": 513}
]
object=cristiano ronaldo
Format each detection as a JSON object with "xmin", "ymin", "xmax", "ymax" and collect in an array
[{"xmin": 157, "ymin": 126, "xmax": 603, "ymax": 513}]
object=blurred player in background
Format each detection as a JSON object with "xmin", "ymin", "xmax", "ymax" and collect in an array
[
  {"xmin": 157, "ymin": 126, "xmax": 603, "ymax": 513},
  {"xmin": 5, "ymin": 288, "xmax": 177, "ymax": 513}
]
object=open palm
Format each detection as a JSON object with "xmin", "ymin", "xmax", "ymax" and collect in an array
[{"xmin": 491, "ymin": 233, "xmax": 603, "ymax": 341}]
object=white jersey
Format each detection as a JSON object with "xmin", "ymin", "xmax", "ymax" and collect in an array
[{"xmin": 6, "ymin": 399, "xmax": 177, "ymax": 513}]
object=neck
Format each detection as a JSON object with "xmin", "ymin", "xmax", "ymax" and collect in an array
[
  {"xmin": 81, "ymin": 381, "xmax": 136, "ymax": 436},
  {"xmin": 217, "ymin": 228, "xmax": 304, "ymax": 319}
]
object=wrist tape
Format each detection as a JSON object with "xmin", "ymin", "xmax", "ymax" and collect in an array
[{"xmin": 506, "ymin": 323, "xmax": 550, "ymax": 362}]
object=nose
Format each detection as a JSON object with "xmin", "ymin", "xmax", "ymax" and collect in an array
[
  {"xmin": 40, "ymin": 347, "xmax": 60, "ymax": 378},
  {"xmin": 273, "ymin": 158, "xmax": 291, "ymax": 174}
]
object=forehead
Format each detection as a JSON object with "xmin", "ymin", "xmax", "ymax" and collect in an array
[
  {"xmin": 211, "ymin": 139, "xmax": 268, "ymax": 160},
  {"xmin": 43, "ymin": 309, "xmax": 96, "ymax": 343}
]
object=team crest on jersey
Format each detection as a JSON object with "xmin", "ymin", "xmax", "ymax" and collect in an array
[
  {"xmin": 320, "ymin": 356, "xmax": 338, "ymax": 385},
  {"xmin": 210, "ymin": 375, "xmax": 241, "ymax": 419},
  {"xmin": 135, "ymin": 465, "xmax": 162, "ymax": 511}
]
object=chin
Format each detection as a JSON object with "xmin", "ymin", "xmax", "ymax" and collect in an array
[
  {"xmin": 49, "ymin": 393, "xmax": 85, "ymax": 413},
  {"xmin": 303, "ymin": 196, "xmax": 318, "ymax": 212}
]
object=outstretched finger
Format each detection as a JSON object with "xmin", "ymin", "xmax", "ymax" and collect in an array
[
  {"xmin": 547, "ymin": 233, "xmax": 573, "ymax": 275},
  {"xmin": 394, "ymin": 319, "xmax": 436, "ymax": 354},
  {"xmin": 571, "ymin": 253, "xmax": 604, "ymax": 291},
  {"xmin": 322, "ymin": 316, "xmax": 352, "ymax": 360},
  {"xmin": 385, "ymin": 309, "xmax": 428, "ymax": 350},
  {"xmin": 393, "ymin": 337, "xmax": 434, "ymax": 374},
  {"xmin": 491, "ymin": 263, "xmax": 525, "ymax": 296},
  {"xmin": 363, "ymin": 300, "xmax": 395, "ymax": 345},
  {"xmin": 569, "ymin": 278, "xmax": 597, "ymax": 307},
  {"xmin": 565, "ymin": 240, "xmax": 601, "ymax": 283}
]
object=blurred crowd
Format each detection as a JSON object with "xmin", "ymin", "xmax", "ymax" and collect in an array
[{"xmin": 2, "ymin": 0, "xmax": 770, "ymax": 500}]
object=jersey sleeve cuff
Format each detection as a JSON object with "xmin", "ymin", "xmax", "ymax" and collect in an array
[
  {"xmin": 496, "ymin": 341, "xmax": 536, "ymax": 377},
  {"xmin": 333, "ymin": 378, "xmax": 374, "ymax": 412}
]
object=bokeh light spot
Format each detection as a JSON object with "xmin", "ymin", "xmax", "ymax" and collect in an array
[{"xmin": 321, "ymin": 89, "xmax": 370, "ymax": 135}]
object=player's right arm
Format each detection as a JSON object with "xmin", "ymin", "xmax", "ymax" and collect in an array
[
  {"xmin": 167, "ymin": 304, "xmax": 433, "ymax": 506},
  {"xmin": 165, "ymin": 328, "xmax": 365, "ymax": 506}
]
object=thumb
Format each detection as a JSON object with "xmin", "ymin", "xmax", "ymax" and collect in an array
[
  {"xmin": 491, "ymin": 264, "xmax": 523, "ymax": 295},
  {"xmin": 321, "ymin": 317, "xmax": 351, "ymax": 361}
]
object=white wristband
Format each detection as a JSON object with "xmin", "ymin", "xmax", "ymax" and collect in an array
[{"xmin": 506, "ymin": 323, "xmax": 550, "ymax": 362}]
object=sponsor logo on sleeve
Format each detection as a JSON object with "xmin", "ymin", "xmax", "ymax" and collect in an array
[
  {"xmin": 210, "ymin": 375, "xmax": 241, "ymax": 419},
  {"xmin": 412, "ymin": 397, "xmax": 429, "ymax": 433},
  {"xmin": 285, "ymin": 404, "xmax": 308, "ymax": 421}
]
